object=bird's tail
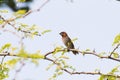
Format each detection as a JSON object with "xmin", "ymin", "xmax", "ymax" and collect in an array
[{"xmin": 72, "ymin": 51, "xmax": 79, "ymax": 55}]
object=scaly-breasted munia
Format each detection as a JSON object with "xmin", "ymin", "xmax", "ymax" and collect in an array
[{"xmin": 59, "ymin": 32, "xmax": 78, "ymax": 55}]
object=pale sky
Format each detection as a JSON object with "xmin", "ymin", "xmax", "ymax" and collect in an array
[{"xmin": 2, "ymin": 0, "xmax": 120, "ymax": 80}]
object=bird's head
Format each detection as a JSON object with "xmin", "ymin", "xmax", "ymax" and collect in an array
[{"xmin": 59, "ymin": 32, "xmax": 68, "ymax": 37}]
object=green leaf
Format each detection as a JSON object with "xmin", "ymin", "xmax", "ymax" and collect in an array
[
  {"xmin": 109, "ymin": 65, "xmax": 119, "ymax": 74},
  {"xmin": 113, "ymin": 52, "xmax": 119, "ymax": 58},
  {"xmin": 85, "ymin": 49, "xmax": 91, "ymax": 51},
  {"xmin": 18, "ymin": 48, "xmax": 44, "ymax": 59},
  {"xmin": 72, "ymin": 38, "xmax": 78, "ymax": 42},
  {"xmin": 30, "ymin": 24, "xmax": 38, "ymax": 30},
  {"xmin": 31, "ymin": 59, "xmax": 39, "ymax": 66},
  {"xmin": 53, "ymin": 46, "xmax": 63, "ymax": 54},
  {"xmin": 46, "ymin": 63, "xmax": 54, "ymax": 71},
  {"xmin": 16, "ymin": 0, "xmax": 26, "ymax": 2},
  {"xmin": 112, "ymin": 33, "xmax": 120, "ymax": 46},
  {"xmin": 18, "ymin": 48, "xmax": 28, "ymax": 58},
  {"xmin": 0, "ymin": 64, "xmax": 9, "ymax": 80},
  {"xmin": 99, "ymin": 75, "xmax": 105, "ymax": 80},
  {"xmin": 98, "ymin": 52, "xmax": 106, "ymax": 57},
  {"xmin": 58, "ymin": 71, "xmax": 63, "ymax": 75},
  {"xmin": 29, "ymin": 53, "xmax": 44, "ymax": 59},
  {"xmin": 14, "ymin": 10, "xmax": 26, "ymax": 18},
  {"xmin": 41, "ymin": 30, "xmax": 51, "ymax": 35},
  {"xmin": 5, "ymin": 58, "xmax": 20, "ymax": 68},
  {"xmin": 0, "ymin": 20, "xmax": 4, "ymax": 24},
  {"xmin": 0, "ymin": 43, "xmax": 11, "ymax": 52},
  {"xmin": 16, "ymin": 10, "xmax": 26, "ymax": 15},
  {"xmin": 20, "ymin": 23, "xmax": 28, "ymax": 28},
  {"xmin": 0, "ymin": 10, "xmax": 8, "ymax": 13},
  {"xmin": 33, "ymin": 31, "xmax": 39, "ymax": 35},
  {"xmin": 107, "ymin": 76, "xmax": 116, "ymax": 80}
]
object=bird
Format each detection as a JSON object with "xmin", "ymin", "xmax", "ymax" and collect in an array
[{"xmin": 59, "ymin": 32, "xmax": 78, "ymax": 55}]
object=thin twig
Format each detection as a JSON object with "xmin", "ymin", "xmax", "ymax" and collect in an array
[
  {"xmin": 110, "ymin": 43, "xmax": 120, "ymax": 57},
  {"xmin": 13, "ymin": 61, "xmax": 25, "ymax": 80},
  {"xmin": 23, "ymin": 0, "xmax": 50, "ymax": 18},
  {"xmin": 1, "ymin": 56, "xmax": 6, "ymax": 65}
]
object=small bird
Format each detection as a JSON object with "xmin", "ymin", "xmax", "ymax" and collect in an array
[{"xmin": 59, "ymin": 32, "xmax": 78, "ymax": 55}]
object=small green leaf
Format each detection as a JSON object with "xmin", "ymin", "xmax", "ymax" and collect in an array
[
  {"xmin": 41, "ymin": 30, "xmax": 51, "ymax": 35},
  {"xmin": 18, "ymin": 48, "xmax": 28, "ymax": 58},
  {"xmin": 46, "ymin": 63, "xmax": 54, "ymax": 71},
  {"xmin": 20, "ymin": 23, "xmax": 28, "ymax": 28},
  {"xmin": 53, "ymin": 46, "xmax": 63, "ymax": 54},
  {"xmin": 14, "ymin": 10, "xmax": 26, "ymax": 17},
  {"xmin": 85, "ymin": 49, "xmax": 91, "ymax": 51},
  {"xmin": 98, "ymin": 52, "xmax": 106, "ymax": 57},
  {"xmin": 112, "ymin": 33, "xmax": 120, "ymax": 46},
  {"xmin": 81, "ymin": 50, "xmax": 87, "ymax": 55},
  {"xmin": 16, "ymin": 0, "xmax": 26, "ymax": 2},
  {"xmin": 0, "ymin": 20, "xmax": 4, "ymax": 24},
  {"xmin": 0, "ymin": 43, "xmax": 11, "ymax": 52},
  {"xmin": 109, "ymin": 65, "xmax": 120, "ymax": 74},
  {"xmin": 58, "ymin": 71, "xmax": 63, "ymax": 75},
  {"xmin": 5, "ymin": 58, "xmax": 20, "ymax": 68},
  {"xmin": 99, "ymin": 75, "xmax": 105, "ymax": 80},
  {"xmin": 0, "ymin": 64, "xmax": 9, "ymax": 80},
  {"xmin": 72, "ymin": 38, "xmax": 78, "ymax": 42},
  {"xmin": 29, "ymin": 53, "xmax": 44, "ymax": 59},
  {"xmin": 113, "ymin": 52, "xmax": 119, "ymax": 58},
  {"xmin": 16, "ymin": 10, "xmax": 26, "ymax": 14},
  {"xmin": 18, "ymin": 48, "xmax": 44, "ymax": 59},
  {"xmin": 0, "ymin": 10, "xmax": 8, "ymax": 13},
  {"xmin": 31, "ymin": 59, "xmax": 39, "ymax": 66},
  {"xmin": 33, "ymin": 31, "xmax": 39, "ymax": 35}
]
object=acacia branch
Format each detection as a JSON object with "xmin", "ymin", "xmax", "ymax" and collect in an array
[
  {"xmin": 44, "ymin": 54, "xmax": 120, "ymax": 78},
  {"xmin": 0, "ymin": 0, "xmax": 50, "ymax": 36},
  {"xmin": 0, "ymin": 50, "xmax": 120, "ymax": 78},
  {"xmin": 0, "ymin": 48, "xmax": 120, "ymax": 62},
  {"xmin": 0, "ymin": 15, "xmax": 41, "ymax": 36},
  {"xmin": 44, "ymin": 48, "xmax": 120, "ymax": 62}
]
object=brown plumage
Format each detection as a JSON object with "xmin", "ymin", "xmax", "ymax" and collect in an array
[{"xmin": 59, "ymin": 32, "xmax": 78, "ymax": 55}]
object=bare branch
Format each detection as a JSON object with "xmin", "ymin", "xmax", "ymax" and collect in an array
[
  {"xmin": 1, "ymin": 56, "xmax": 6, "ymax": 65},
  {"xmin": 13, "ymin": 61, "xmax": 25, "ymax": 80}
]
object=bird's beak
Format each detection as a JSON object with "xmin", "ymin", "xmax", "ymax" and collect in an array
[{"xmin": 59, "ymin": 32, "xmax": 62, "ymax": 35}]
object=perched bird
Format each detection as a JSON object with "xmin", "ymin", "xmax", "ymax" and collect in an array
[{"xmin": 59, "ymin": 32, "xmax": 78, "ymax": 55}]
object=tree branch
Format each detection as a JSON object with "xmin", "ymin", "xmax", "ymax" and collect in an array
[
  {"xmin": 110, "ymin": 43, "xmax": 120, "ymax": 57},
  {"xmin": 0, "ymin": 15, "xmax": 41, "ymax": 36},
  {"xmin": 0, "ymin": 48, "xmax": 120, "ymax": 62},
  {"xmin": 0, "ymin": 50, "xmax": 120, "ymax": 78},
  {"xmin": 23, "ymin": 0, "xmax": 50, "ymax": 18},
  {"xmin": 44, "ymin": 48, "xmax": 120, "ymax": 62},
  {"xmin": 44, "ymin": 55, "xmax": 120, "ymax": 78}
]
